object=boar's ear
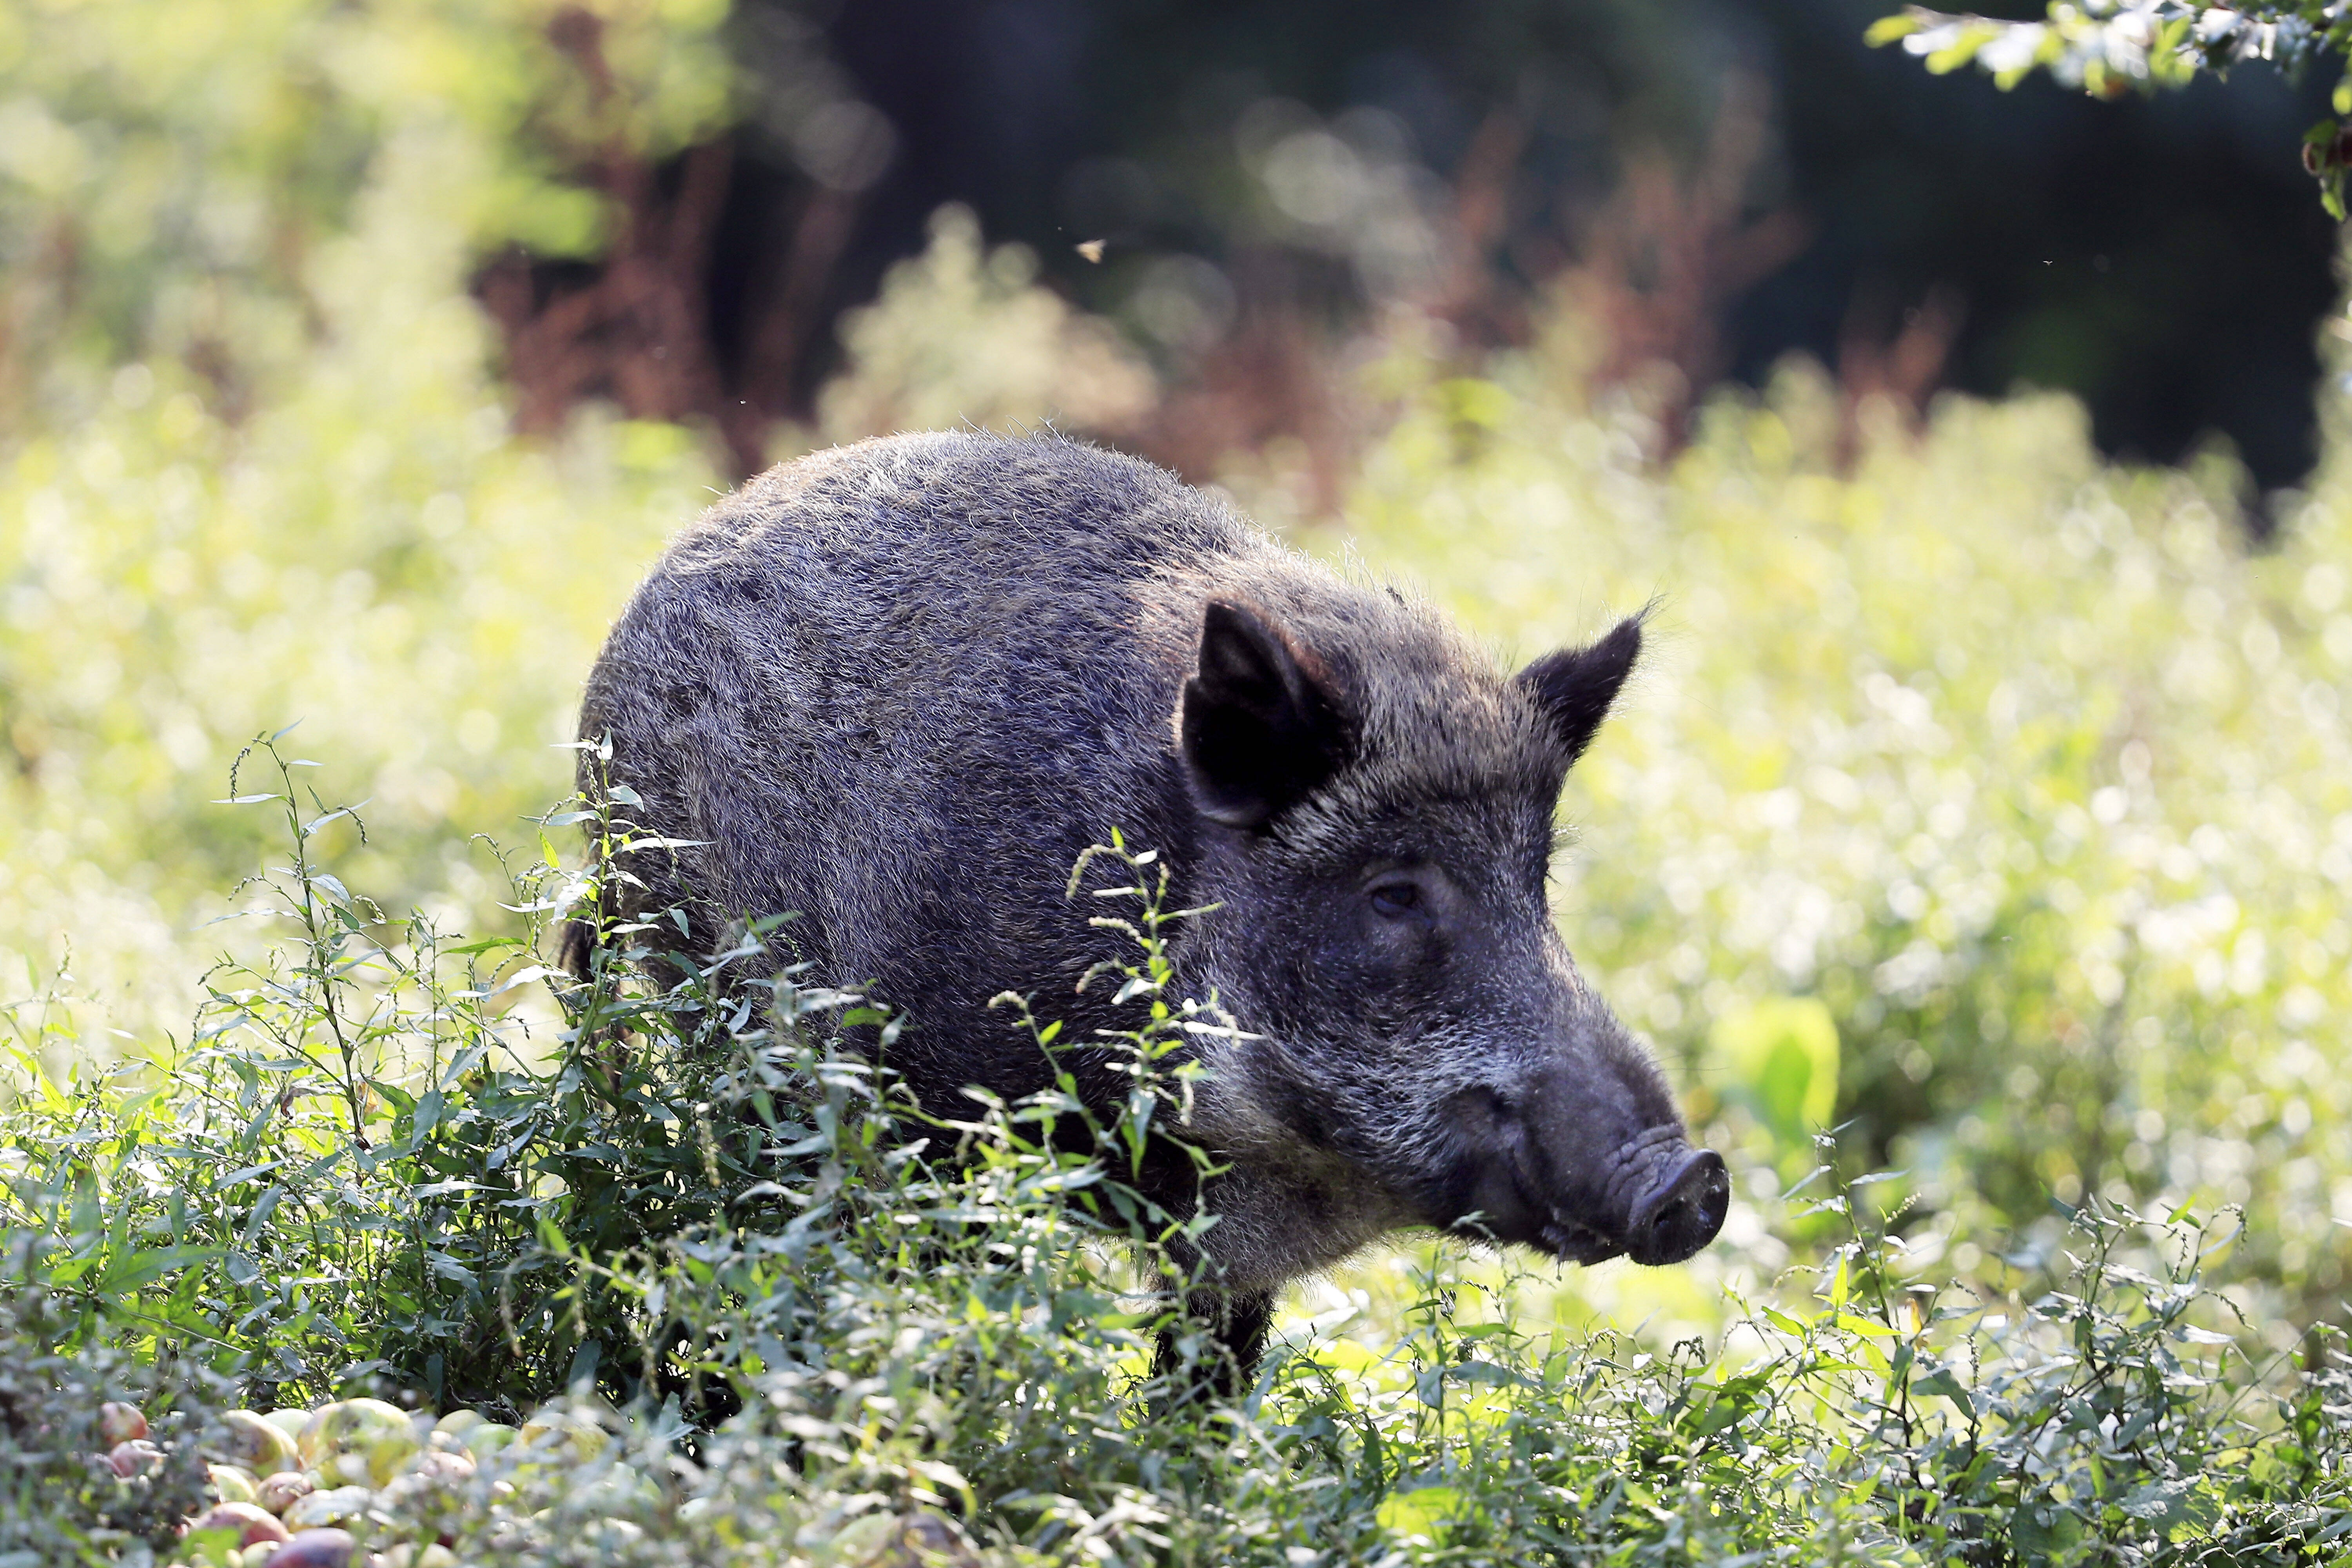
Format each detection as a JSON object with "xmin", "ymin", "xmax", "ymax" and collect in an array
[
  {"xmin": 1179, "ymin": 600, "xmax": 1351, "ymax": 829},
  {"xmin": 1515, "ymin": 612, "xmax": 1643, "ymax": 769}
]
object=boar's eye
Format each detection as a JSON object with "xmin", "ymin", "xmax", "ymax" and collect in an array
[{"xmin": 1367, "ymin": 881, "xmax": 1424, "ymax": 921}]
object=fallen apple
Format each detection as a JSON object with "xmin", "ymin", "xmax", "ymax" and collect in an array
[
  {"xmin": 106, "ymin": 1438, "xmax": 163, "ymax": 1478},
  {"xmin": 208, "ymin": 1464, "xmax": 259, "ymax": 1503},
  {"xmin": 269, "ymin": 1528, "xmax": 357, "ymax": 1568},
  {"xmin": 98, "ymin": 1402, "xmax": 150, "ymax": 1446},
  {"xmin": 281, "ymin": 1485, "xmax": 373, "ymax": 1531},
  {"xmin": 254, "ymin": 1470, "xmax": 315, "ymax": 1515},
  {"xmin": 184, "ymin": 1501, "xmax": 293, "ymax": 1549},
  {"xmin": 297, "ymin": 1399, "xmax": 414, "ymax": 1472},
  {"xmin": 212, "ymin": 1411, "xmax": 301, "ymax": 1476}
]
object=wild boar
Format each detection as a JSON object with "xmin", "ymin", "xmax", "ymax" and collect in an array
[{"xmin": 573, "ymin": 430, "xmax": 1726, "ymax": 1386}]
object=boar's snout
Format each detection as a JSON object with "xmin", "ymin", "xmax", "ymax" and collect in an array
[
  {"xmin": 1623, "ymin": 1143, "xmax": 1730, "ymax": 1266},
  {"xmin": 1444, "ymin": 1065, "xmax": 1728, "ymax": 1269}
]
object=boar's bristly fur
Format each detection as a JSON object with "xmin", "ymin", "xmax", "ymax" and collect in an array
[{"xmin": 576, "ymin": 430, "xmax": 1727, "ymax": 1391}]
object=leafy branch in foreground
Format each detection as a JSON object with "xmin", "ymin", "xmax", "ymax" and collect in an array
[{"xmin": 1868, "ymin": 2, "xmax": 2352, "ymax": 214}]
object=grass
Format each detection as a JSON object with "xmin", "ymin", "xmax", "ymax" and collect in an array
[{"xmin": 7, "ymin": 737, "xmax": 2352, "ymax": 1566}]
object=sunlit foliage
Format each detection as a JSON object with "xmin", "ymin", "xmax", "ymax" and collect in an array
[
  {"xmin": 0, "ymin": 0, "xmax": 734, "ymax": 416},
  {"xmin": 7, "ymin": 776, "xmax": 2349, "ymax": 1564},
  {"xmin": 811, "ymin": 204, "xmax": 1156, "ymax": 446},
  {"xmin": 1868, "ymin": 2, "xmax": 2352, "ymax": 213},
  {"xmin": 1305, "ymin": 315, "xmax": 2352, "ymax": 1335},
  {"xmin": 0, "ymin": 0, "xmax": 733, "ymax": 1034}
]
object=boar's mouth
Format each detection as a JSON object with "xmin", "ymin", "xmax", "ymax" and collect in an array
[
  {"xmin": 1440, "ymin": 1091, "xmax": 1730, "ymax": 1269},
  {"xmin": 1535, "ymin": 1217, "xmax": 1623, "ymax": 1267}
]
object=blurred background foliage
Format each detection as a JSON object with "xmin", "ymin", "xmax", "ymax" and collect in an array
[
  {"xmin": 0, "ymin": 0, "xmax": 737, "ymax": 1033},
  {"xmin": 783, "ymin": 0, "xmax": 2341, "ymax": 507},
  {"xmin": 2, "ymin": 0, "xmax": 2350, "ymax": 1356}
]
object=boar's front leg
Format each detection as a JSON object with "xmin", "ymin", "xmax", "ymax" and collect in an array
[{"xmin": 1155, "ymin": 1285, "xmax": 1274, "ymax": 1401}]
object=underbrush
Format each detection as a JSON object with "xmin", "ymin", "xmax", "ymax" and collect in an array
[{"xmin": 5, "ymin": 740, "xmax": 2351, "ymax": 1567}]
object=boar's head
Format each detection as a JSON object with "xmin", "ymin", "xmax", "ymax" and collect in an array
[{"xmin": 1172, "ymin": 596, "xmax": 1727, "ymax": 1279}]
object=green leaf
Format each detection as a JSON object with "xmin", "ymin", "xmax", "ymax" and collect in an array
[
  {"xmin": 1924, "ymin": 27, "xmax": 1991, "ymax": 75},
  {"xmin": 444, "ymin": 936, "xmax": 526, "ymax": 957},
  {"xmin": 1864, "ymin": 13, "xmax": 1923, "ymax": 46},
  {"xmin": 1913, "ymin": 1366, "xmax": 1974, "ymax": 1411},
  {"xmin": 1377, "ymin": 1484, "xmax": 1465, "ymax": 1540},
  {"xmin": 1710, "ymin": 996, "xmax": 1839, "ymax": 1146},
  {"xmin": 485, "ymin": 964, "xmax": 555, "ymax": 997},
  {"xmin": 96, "ymin": 1243, "xmax": 220, "ymax": 1297}
]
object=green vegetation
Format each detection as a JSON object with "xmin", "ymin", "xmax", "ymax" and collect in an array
[
  {"xmin": 1869, "ymin": 0, "xmax": 2352, "ymax": 214},
  {"xmin": 10, "ymin": 760, "xmax": 2352, "ymax": 1563},
  {"xmin": 1328, "ymin": 323, "xmax": 2352, "ymax": 1350},
  {"xmin": 8, "ymin": 0, "xmax": 2352, "ymax": 1561},
  {"xmin": 0, "ymin": 0, "xmax": 735, "ymax": 1041}
]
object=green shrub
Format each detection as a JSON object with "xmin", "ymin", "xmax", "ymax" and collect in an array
[{"xmin": 8, "ymin": 740, "xmax": 2352, "ymax": 1564}]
